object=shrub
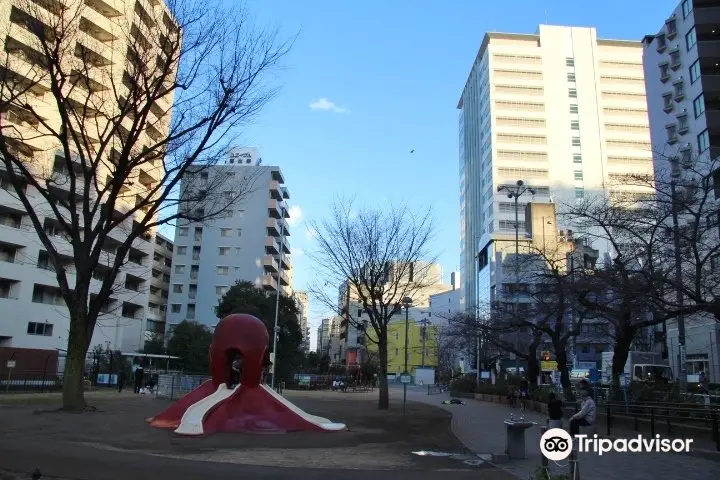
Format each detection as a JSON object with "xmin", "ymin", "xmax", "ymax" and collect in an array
[{"xmin": 450, "ymin": 376, "xmax": 477, "ymax": 393}]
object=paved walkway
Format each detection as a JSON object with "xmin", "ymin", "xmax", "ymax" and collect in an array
[{"xmin": 407, "ymin": 389, "xmax": 718, "ymax": 480}]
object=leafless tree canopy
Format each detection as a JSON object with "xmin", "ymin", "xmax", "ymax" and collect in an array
[
  {"xmin": 309, "ymin": 200, "xmax": 436, "ymax": 339},
  {"xmin": 0, "ymin": 0, "xmax": 291, "ymax": 409},
  {"xmin": 308, "ymin": 199, "xmax": 436, "ymax": 409}
]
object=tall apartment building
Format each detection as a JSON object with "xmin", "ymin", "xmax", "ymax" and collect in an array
[
  {"xmin": 166, "ymin": 148, "xmax": 292, "ymax": 330},
  {"xmin": 459, "ymin": 25, "xmax": 655, "ymax": 313},
  {"xmin": 146, "ymin": 234, "xmax": 173, "ymax": 341},
  {"xmin": 0, "ymin": 0, "xmax": 176, "ymax": 356},
  {"xmin": 642, "ymin": 0, "xmax": 720, "ymax": 383},
  {"xmin": 293, "ymin": 290, "xmax": 310, "ymax": 353}
]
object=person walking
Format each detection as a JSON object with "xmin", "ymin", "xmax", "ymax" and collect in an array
[
  {"xmin": 569, "ymin": 386, "xmax": 596, "ymax": 435},
  {"xmin": 133, "ymin": 364, "xmax": 144, "ymax": 394},
  {"xmin": 117, "ymin": 369, "xmax": 125, "ymax": 393}
]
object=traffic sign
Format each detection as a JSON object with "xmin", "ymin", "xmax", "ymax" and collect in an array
[
  {"xmin": 6, "ymin": 360, "xmax": 15, "ymax": 369},
  {"xmin": 400, "ymin": 371, "xmax": 412, "ymax": 384}
]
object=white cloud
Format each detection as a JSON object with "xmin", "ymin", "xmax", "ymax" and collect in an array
[
  {"xmin": 292, "ymin": 248, "xmax": 305, "ymax": 257},
  {"xmin": 305, "ymin": 226, "xmax": 318, "ymax": 240},
  {"xmin": 309, "ymin": 98, "xmax": 348, "ymax": 114},
  {"xmin": 287, "ymin": 205, "xmax": 303, "ymax": 227}
]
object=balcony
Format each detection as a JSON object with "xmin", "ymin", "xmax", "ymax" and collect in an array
[
  {"xmin": 269, "ymin": 180, "xmax": 282, "ymax": 200},
  {"xmin": 262, "ymin": 275, "xmax": 278, "ymax": 291},
  {"xmin": 267, "ymin": 218, "xmax": 281, "ymax": 237},
  {"xmin": 263, "ymin": 255, "xmax": 278, "ymax": 272},
  {"xmin": 268, "ymin": 199, "xmax": 285, "ymax": 219},
  {"xmin": 265, "ymin": 237, "xmax": 280, "ymax": 254},
  {"xmin": 276, "ymin": 269, "xmax": 289, "ymax": 286}
]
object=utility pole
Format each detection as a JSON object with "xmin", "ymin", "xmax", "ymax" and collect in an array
[
  {"xmin": 270, "ymin": 225, "xmax": 286, "ymax": 389},
  {"xmin": 498, "ymin": 180, "xmax": 535, "ymax": 376},
  {"xmin": 670, "ymin": 179, "xmax": 687, "ymax": 389}
]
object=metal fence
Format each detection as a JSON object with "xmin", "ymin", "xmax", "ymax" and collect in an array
[
  {"xmin": 575, "ymin": 401, "xmax": 720, "ymax": 451},
  {"xmin": 154, "ymin": 373, "xmax": 209, "ymax": 400},
  {"xmin": 0, "ymin": 372, "xmax": 62, "ymax": 392}
]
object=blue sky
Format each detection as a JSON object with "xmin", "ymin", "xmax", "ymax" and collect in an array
[{"xmin": 215, "ymin": 0, "xmax": 678, "ymax": 347}]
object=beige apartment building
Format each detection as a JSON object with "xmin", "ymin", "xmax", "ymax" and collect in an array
[
  {"xmin": 459, "ymin": 25, "xmax": 655, "ymax": 313},
  {"xmin": 0, "ymin": 0, "xmax": 177, "ymax": 354}
]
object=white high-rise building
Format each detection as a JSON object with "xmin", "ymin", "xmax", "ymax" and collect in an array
[
  {"xmin": 458, "ymin": 25, "xmax": 655, "ymax": 313},
  {"xmin": 166, "ymin": 148, "xmax": 292, "ymax": 330},
  {"xmin": 642, "ymin": 0, "xmax": 720, "ymax": 383}
]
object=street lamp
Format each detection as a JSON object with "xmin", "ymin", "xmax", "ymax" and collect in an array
[
  {"xmin": 401, "ymin": 296, "xmax": 413, "ymax": 415},
  {"xmin": 497, "ymin": 180, "xmax": 535, "ymax": 376}
]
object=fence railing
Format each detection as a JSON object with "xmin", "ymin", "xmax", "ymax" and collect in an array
[
  {"xmin": 593, "ymin": 401, "xmax": 720, "ymax": 451},
  {"xmin": 0, "ymin": 373, "xmax": 62, "ymax": 393}
]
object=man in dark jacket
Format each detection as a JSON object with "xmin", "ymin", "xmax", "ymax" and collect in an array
[{"xmin": 133, "ymin": 365, "xmax": 144, "ymax": 394}]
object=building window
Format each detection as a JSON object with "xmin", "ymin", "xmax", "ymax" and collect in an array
[
  {"xmin": 192, "ymin": 246, "xmax": 201, "ymax": 260},
  {"xmin": 682, "ymin": 0, "xmax": 691, "ymax": 18},
  {"xmin": 666, "ymin": 18, "xmax": 677, "ymax": 38},
  {"xmin": 237, "ymin": 228, "xmax": 242, "ymax": 237},
  {"xmin": 575, "ymin": 188, "xmax": 585, "ymax": 199},
  {"xmin": 694, "ymin": 93, "xmax": 705, "ymax": 118},
  {"xmin": 172, "ymin": 284, "xmax": 183, "ymax": 293},
  {"xmin": 178, "ymin": 227, "xmax": 188, "ymax": 236},
  {"xmin": 218, "ymin": 247, "xmax": 230, "ymax": 256},
  {"xmin": 698, "ymin": 129, "xmax": 710, "ymax": 154},
  {"xmin": 572, "ymin": 137, "xmax": 581, "ymax": 147},
  {"xmin": 673, "ymin": 80, "xmax": 685, "ymax": 100},
  {"xmin": 666, "ymin": 124, "xmax": 678, "ymax": 143},
  {"xmin": 574, "ymin": 171, "xmax": 584, "ymax": 180},
  {"xmin": 220, "ymin": 228, "xmax": 232, "ymax": 237},
  {"xmin": 656, "ymin": 33, "xmax": 667, "ymax": 51},
  {"xmin": 677, "ymin": 114, "xmax": 689, "ymax": 134},
  {"xmin": 570, "ymin": 104, "xmax": 579, "ymax": 114},
  {"xmin": 215, "ymin": 285, "xmax": 229, "ymax": 296},
  {"xmin": 669, "ymin": 49, "xmax": 681, "ymax": 69},
  {"xmin": 566, "ymin": 58, "xmax": 575, "ymax": 67},
  {"xmin": 567, "ymin": 73, "xmax": 576, "ymax": 82},
  {"xmin": 659, "ymin": 62, "xmax": 670, "ymax": 82},
  {"xmin": 663, "ymin": 92, "xmax": 674, "ymax": 112},
  {"xmin": 174, "ymin": 265, "xmax": 185, "ymax": 274},
  {"xmin": 187, "ymin": 304, "xmax": 195, "ymax": 319},
  {"xmin": 216, "ymin": 266, "xmax": 229, "ymax": 275},
  {"xmin": 27, "ymin": 322, "xmax": 53, "ymax": 336},
  {"xmin": 690, "ymin": 60, "xmax": 701, "ymax": 84},
  {"xmin": 176, "ymin": 246, "xmax": 187, "ymax": 255},
  {"xmin": 194, "ymin": 227, "xmax": 203, "ymax": 241},
  {"xmin": 686, "ymin": 27, "xmax": 697, "ymax": 51},
  {"xmin": 568, "ymin": 88, "xmax": 577, "ymax": 98},
  {"xmin": 171, "ymin": 304, "xmax": 181, "ymax": 313},
  {"xmin": 571, "ymin": 120, "xmax": 580, "ymax": 130}
]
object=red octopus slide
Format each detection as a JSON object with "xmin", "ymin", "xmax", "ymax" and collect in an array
[{"xmin": 147, "ymin": 313, "xmax": 346, "ymax": 435}]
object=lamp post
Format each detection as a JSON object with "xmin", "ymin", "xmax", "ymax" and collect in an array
[
  {"xmin": 401, "ymin": 296, "xmax": 413, "ymax": 415},
  {"xmin": 497, "ymin": 180, "xmax": 535, "ymax": 376},
  {"xmin": 270, "ymin": 223, "xmax": 286, "ymax": 389}
]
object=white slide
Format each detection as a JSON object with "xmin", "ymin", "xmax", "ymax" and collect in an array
[
  {"xmin": 261, "ymin": 384, "xmax": 346, "ymax": 431},
  {"xmin": 174, "ymin": 383, "xmax": 239, "ymax": 436}
]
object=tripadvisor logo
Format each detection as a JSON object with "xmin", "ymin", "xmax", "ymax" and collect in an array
[{"xmin": 540, "ymin": 428, "xmax": 693, "ymax": 460}]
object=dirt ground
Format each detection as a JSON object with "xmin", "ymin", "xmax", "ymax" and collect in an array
[{"xmin": 0, "ymin": 389, "xmax": 508, "ymax": 477}]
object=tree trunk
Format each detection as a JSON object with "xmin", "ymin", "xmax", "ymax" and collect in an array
[
  {"xmin": 554, "ymin": 338, "xmax": 574, "ymax": 401},
  {"xmin": 62, "ymin": 314, "xmax": 90, "ymax": 410},
  {"xmin": 611, "ymin": 322, "xmax": 634, "ymax": 400},
  {"xmin": 377, "ymin": 339, "xmax": 389, "ymax": 410}
]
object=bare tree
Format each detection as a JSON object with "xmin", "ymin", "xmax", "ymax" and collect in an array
[
  {"xmin": 562, "ymin": 191, "xmax": 690, "ymax": 390},
  {"xmin": 309, "ymin": 200, "xmax": 436, "ymax": 410},
  {"xmin": 0, "ymin": 0, "xmax": 291, "ymax": 410}
]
